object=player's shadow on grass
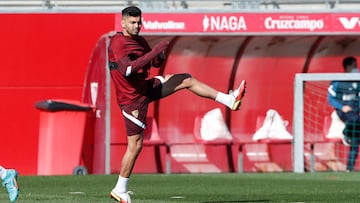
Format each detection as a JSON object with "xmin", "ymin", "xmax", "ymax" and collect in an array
[{"xmin": 201, "ymin": 200, "xmax": 269, "ymax": 203}]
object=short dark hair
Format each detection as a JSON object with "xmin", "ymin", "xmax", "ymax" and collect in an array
[
  {"xmin": 122, "ymin": 6, "xmax": 142, "ymax": 17},
  {"xmin": 342, "ymin": 56, "xmax": 357, "ymax": 70}
]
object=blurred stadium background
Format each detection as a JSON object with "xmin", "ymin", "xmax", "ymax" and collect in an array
[
  {"xmin": 1, "ymin": 0, "xmax": 360, "ymax": 175},
  {"xmin": 0, "ymin": 0, "xmax": 359, "ymax": 11}
]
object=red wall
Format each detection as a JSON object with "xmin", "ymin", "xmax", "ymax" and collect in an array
[{"xmin": 0, "ymin": 13, "xmax": 114, "ymax": 174}]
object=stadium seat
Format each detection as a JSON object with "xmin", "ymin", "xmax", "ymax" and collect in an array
[
  {"xmin": 314, "ymin": 142, "xmax": 346, "ymax": 171},
  {"xmin": 243, "ymin": 143, "xmax": 283, "ymax": 172},
  {"xmin": 192, "ymin": 115, "xmax": 234, "ymax": 172},
  {"xmin": 303, "ymin": 114, "xmax": 345, "ymax": 172},
  {"xmin": 304, "ymin": 143, "xmax": 326, "ymax": 172},
  {"xmin": 143, "ymin": 117, "xmax": 166, "ymax": 146},
  {"xmin": 234, "ymin": 113, "xmax": 291, "ymax": 173},
  {"xmin": 138, "ymin": 117, "xmax": 168, "ymax": 173},
  {"xmin": 304, "ymin": 142, "xmax": 346, "ymax": 172},
  {"xmin": 323, "ymin": 113, "xmax": 343, "ymax": 143},
  {"xmin": 303, "ymin": 114, "xmax": 346, "ymax": 172},
  {"xmin": 163, "ymin": 114, "xmax": 234, "ymax": 174},
  {"xmin": 168, "ymin": 144, "xmax": 225, "ymax": 173},
  {"xmin": 193, "ymin": 116, "xmax": 233, "ymax": 145}
]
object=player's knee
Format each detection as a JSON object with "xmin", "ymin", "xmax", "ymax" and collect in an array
[
  {"xmin": 161, "ymin": 73, "xmax": 193, "ymax": 96},
  {"xmin": 182, "ymin": 73, "xmax": 192, "ymax": 79},
  {"xmin": 129, "ymin": 143, "xmax": 143, "ymax": 156},
  {"xmin": 180, "ymin": 73, "xmax": 192, "ymax": 85},
  {"xmin": 127, "ymin": 137, "xmax": 143, "ymax": 155}
]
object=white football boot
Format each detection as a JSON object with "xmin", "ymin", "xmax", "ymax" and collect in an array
[
  {"xmin": 110, "ymin": 189, "xmax": 132, "ymax": 203},
  {"xmin": 231, "ymin": 79, "xmax": 247, "ymax": 110}
]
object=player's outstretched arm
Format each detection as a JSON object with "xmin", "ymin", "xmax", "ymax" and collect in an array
[{"xmin": 116, "ymin": 41, "xmax": 169, "ymax": 76}]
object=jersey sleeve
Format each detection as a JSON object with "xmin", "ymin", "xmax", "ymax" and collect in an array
[
  {"xmin": 109, "ymin": 36, "xmax": 168, "ymax": 76},
  {"xmin": 328, "ymin": 81, "xmax": 344, "ymax": 110}
]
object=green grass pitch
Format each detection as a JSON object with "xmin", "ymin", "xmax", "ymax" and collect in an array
[{"xmin": 1, "ymin": 172, "xmax": 359, "ymax": 202}]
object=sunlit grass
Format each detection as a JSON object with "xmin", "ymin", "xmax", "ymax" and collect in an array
[{"xmin": 1, "ymin": 172, "xmax": 359, "ymax": 203}]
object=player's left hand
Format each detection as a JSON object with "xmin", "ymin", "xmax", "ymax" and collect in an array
[{"xmin": 158, "ymin": 51, "xmax": 166, "ymax": 60}]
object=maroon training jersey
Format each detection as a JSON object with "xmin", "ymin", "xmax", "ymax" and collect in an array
[{"xmin": 108, "ymin": 32, "xmax": 158, "ymax": 105}]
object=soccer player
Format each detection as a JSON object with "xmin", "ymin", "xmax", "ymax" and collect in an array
[
  {"xmin": 108, "ymin": 6, "xmax": 247, "ymax": 202},
  {"xmin": 328, "ymin": 56, "xmax": 360, "ymax": 172},
  {"xmin": 0, "ymin": 165, "xmax": 19, "ymax": 202}
]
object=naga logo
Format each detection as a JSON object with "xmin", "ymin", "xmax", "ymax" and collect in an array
[
  {"xmin": 338, "ymin": 17, "xmax": 360, "ymax": 29},
  {"xmin": 203, "ymin": 15, "xmax": 247, "ymax": 31}
]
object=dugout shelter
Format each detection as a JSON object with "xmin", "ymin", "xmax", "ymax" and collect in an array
[{"xmin": 83, "ymin": 7, "xmax": 360, "ymax": 174}]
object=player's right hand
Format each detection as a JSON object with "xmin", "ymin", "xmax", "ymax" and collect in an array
[{"xmin": 342, "ymin": 105, "xmax": 352, "ymax": 113}]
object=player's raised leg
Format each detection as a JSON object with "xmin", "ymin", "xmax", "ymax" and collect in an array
[{"xmin": 161, "ymin": 73, "xmax": 247, "ymax": 110}]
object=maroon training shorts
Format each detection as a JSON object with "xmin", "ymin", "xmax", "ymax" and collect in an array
[{"xmin": 120, "ymin": 77, "xmax": 162, "ymax": 136}]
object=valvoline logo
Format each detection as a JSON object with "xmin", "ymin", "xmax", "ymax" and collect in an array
[{"xmin": 338, "ymin": 17, "xmax": 360, "ymax": 29}]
